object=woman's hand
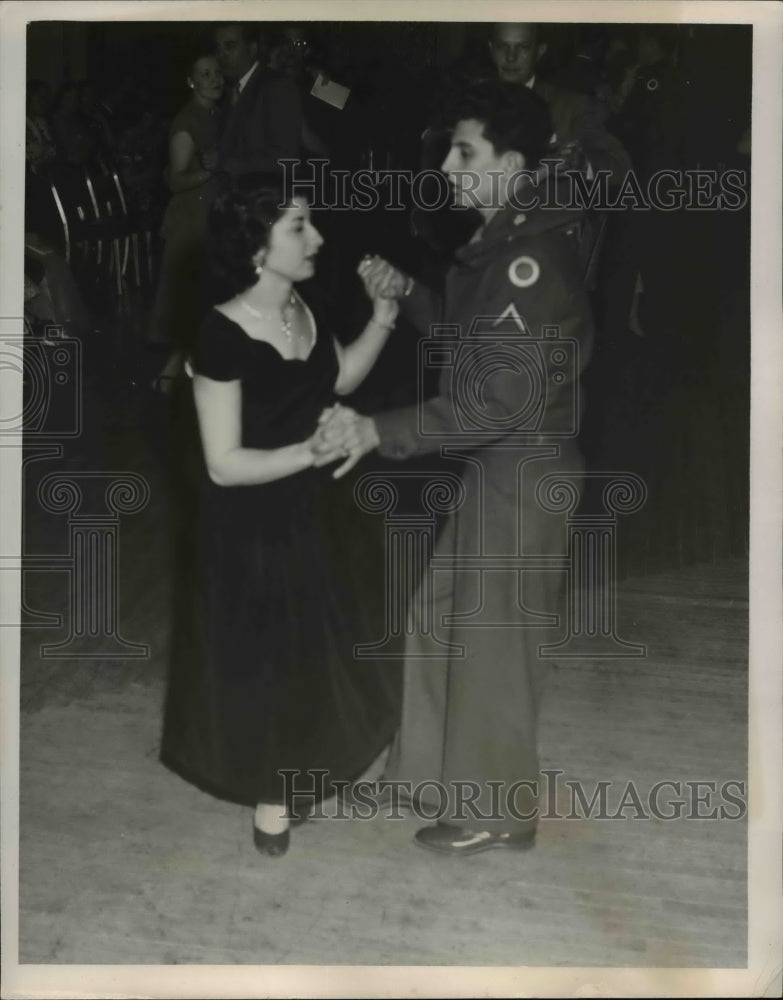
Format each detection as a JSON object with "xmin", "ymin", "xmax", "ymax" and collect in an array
[
  {"xmin": 311, "ymin": 404, "xmax": 379, "ymax": 479},
  {"xmin": 357, "ymin": 255, "xmax": 411, "ymax": 301},
  {"xmin": 308, "ymin": 404, "xmax": 356, "ymax": 466},
  {"xmin": 371, "ymin": 294, "xmax": 399, "ymax": 330}
]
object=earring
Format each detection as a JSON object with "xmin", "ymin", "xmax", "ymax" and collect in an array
[{"xmin": 254, "ymin": 263, "xmax": 263, "ymax": 276}]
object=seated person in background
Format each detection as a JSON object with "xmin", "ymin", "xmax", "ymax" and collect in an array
[
  {"xmin": 24, "ymin": 232, "xmax": 91, "ymax": 337},
  {"xmin": 50, "ymin": 80, "xmax": 96, "ymax": 165},
  {"xmin": 215, "ymin": 21, "xmax": 303, "ymax": 180},
  {"xmin": 26, "ymin": 80, "xmax": 57, "ymax": 175},
  {"xmin": 25, "ymin": 81, "xmax": 66, "ymax": 248},
  {"xmin": 76, "ymin": 80, "xmax": 116, "ymax": 157}
]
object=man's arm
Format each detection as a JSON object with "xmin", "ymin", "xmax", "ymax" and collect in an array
[
  {"xmin": 400, "ymin": 279, "xmax": 444, "ymax": 336},
  {"xmin": 357, "ymin": 255, "xmax": 444, "ymax": 335},
  {"xmin": 374, "ymin": 239, "xmax": 593, "ymax": 460}
]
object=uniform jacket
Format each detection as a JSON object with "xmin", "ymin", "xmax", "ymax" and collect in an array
[
  {"xmin": 378, "ymin": 196, "xmax": 594, "ymax": 830},
  {"xmin": 219, "ymin": 65, "xmax": 303, "ymax": 179},
  {"xmin": 374, "ymin": 196, "xmax": 594, "ymax": 461}
]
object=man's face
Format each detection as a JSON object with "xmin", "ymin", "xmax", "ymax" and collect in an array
[
  {"xmin": 215, "ymin": 25, "xmax": 257, "ymax": 82},
  {"xmin": 441, "ymin": 118, "xmax": 515, "ymax": 217},
  {"xmin": 489, "ymin": 23, "xmax": 542, "ymax": 85}
]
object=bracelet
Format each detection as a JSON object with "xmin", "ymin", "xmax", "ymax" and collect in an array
[{"xmin": 369, "ymin": 317, "xmax": 396, "ymax": 333}]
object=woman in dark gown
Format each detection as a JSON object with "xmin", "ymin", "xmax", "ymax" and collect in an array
[
  {"xmin": 149, "ymin": 50, "xmax": 224, "ymax": 387},
  {"xmin": 160, "ymin": 181, "xmax": 400, "ymax": 856}
]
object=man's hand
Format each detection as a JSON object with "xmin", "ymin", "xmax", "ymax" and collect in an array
[
  {"xmin": 311, "ymin": 404, "xmax": 380, "ymax": 479},
  {"xmin": 557, "ymin": 138, "xmax": 588, "ymax": 174},
  {"xmin": 357, "ymin": 255, "xmax": 410, "ymax": 300}
]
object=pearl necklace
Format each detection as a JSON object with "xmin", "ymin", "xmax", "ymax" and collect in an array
[{"xmin": 239, "ymin": 293, "xmax": 297, "ymax": 341}]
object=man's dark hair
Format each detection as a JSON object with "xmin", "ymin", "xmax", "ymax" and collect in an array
[{"xmin": 436, "ymin": 77, "xmax": 553, "ymax": 168}]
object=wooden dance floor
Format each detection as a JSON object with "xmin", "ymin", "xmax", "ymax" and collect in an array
[{"xmin": 17, "ymin": 373, "xmax": 747, "ymax": 968}]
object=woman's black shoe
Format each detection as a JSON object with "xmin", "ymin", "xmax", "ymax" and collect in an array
[{"xmin": 253, "ymin": 824, "xmax": 290, "ymax": 857}]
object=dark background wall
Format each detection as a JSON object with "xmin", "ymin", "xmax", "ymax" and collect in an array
[{"xmin": 27, "ymin": 20, "xmax": 751, "ymax": 150}]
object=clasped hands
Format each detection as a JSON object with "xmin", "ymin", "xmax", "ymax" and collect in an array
[
  {"xmin": 306, "ymin": 253, "xmax": 409, "ymax": 478},
  {"xmin": 309, "ymin": 404, "xmax": 379, "ymax": 479}
]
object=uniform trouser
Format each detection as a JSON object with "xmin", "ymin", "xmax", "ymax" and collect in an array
[{"xmin": 384, "ymin": 445, "xmax": 582, "ymax": 835}]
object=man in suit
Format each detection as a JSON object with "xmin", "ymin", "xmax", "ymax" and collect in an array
[
  {"xmin": 214, "ymin": 22, "xmax": 302, "ymax": 180},
  {"xmin": 489, "ymin": 21, "xmax": 630, "ymax": 182},
  {"xmin": 314, "ymin": 80, "xmax": 594, "ymax": 855}
]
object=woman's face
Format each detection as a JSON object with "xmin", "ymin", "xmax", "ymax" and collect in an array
[
  {"xmin": 260, "ymin": 199, "xmax": 324, "ymax": 283},
  {"xmin": 189, "ymin": 56, "xmax": 224, "ymax": 103}
]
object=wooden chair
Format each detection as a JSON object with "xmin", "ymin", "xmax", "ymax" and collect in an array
[
  {"xmin": 95, "ymin": 154, "xmax": 159, "ymax": 289},
  {"xmin": 44, "ymin": 161, "xmax": 129, "ymax": 299}
]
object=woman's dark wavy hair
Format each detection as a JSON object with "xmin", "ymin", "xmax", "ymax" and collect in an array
[
  {"xmin": 207, "ymin": 173, "xmax": 305, "ymax": 301},
  {"xmin": 434, "ymin": 77, "xmax": 553, "ymax": 169}
]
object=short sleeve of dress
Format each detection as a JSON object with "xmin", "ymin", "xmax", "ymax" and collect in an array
[
  {"xmin": 168, "ymin": 104, "xmax": 198, "ymax": 142},
  {"xmin": 191, "ymin": 311, "xmax": 244, "ymax": 382}
]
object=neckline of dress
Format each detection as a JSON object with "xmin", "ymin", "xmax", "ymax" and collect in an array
[{"xmin": 222, "ymin": 290, "xmax": 318, "ymax": 363}]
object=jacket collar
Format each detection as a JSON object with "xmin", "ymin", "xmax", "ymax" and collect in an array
[{"xmin": 454, "ymin": 174, "xmax": 583, "ymax": 266}]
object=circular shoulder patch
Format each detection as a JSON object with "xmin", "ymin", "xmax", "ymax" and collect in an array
[{"xmin": 508, "ymin": 255, "xmax": 540, "ymax": 288}]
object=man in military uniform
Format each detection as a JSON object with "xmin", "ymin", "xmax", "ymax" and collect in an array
[{"xmin": 313, "ymin": 79, "xmax": 594, "ymax": 855}]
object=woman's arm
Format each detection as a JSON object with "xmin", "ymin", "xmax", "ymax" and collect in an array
[
  {"xmin": 167, "ymin": 130, "xmax": 214, "ymax": 194},
  {"xmin": 193, "ymin": 375, "xmax": 318, "ymax": 486},
  {"xmin": 332, "ymin": 298, "xmax": 398, "ymax": 396},
  {"xmin": 358, "ymin": 256, "xmax": 443, "ymax": 335}
]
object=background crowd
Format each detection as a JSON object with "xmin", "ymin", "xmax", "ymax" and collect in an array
[{"xmin": 22, "ymin": 19, "xmax": 751, "ymax": 576}]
